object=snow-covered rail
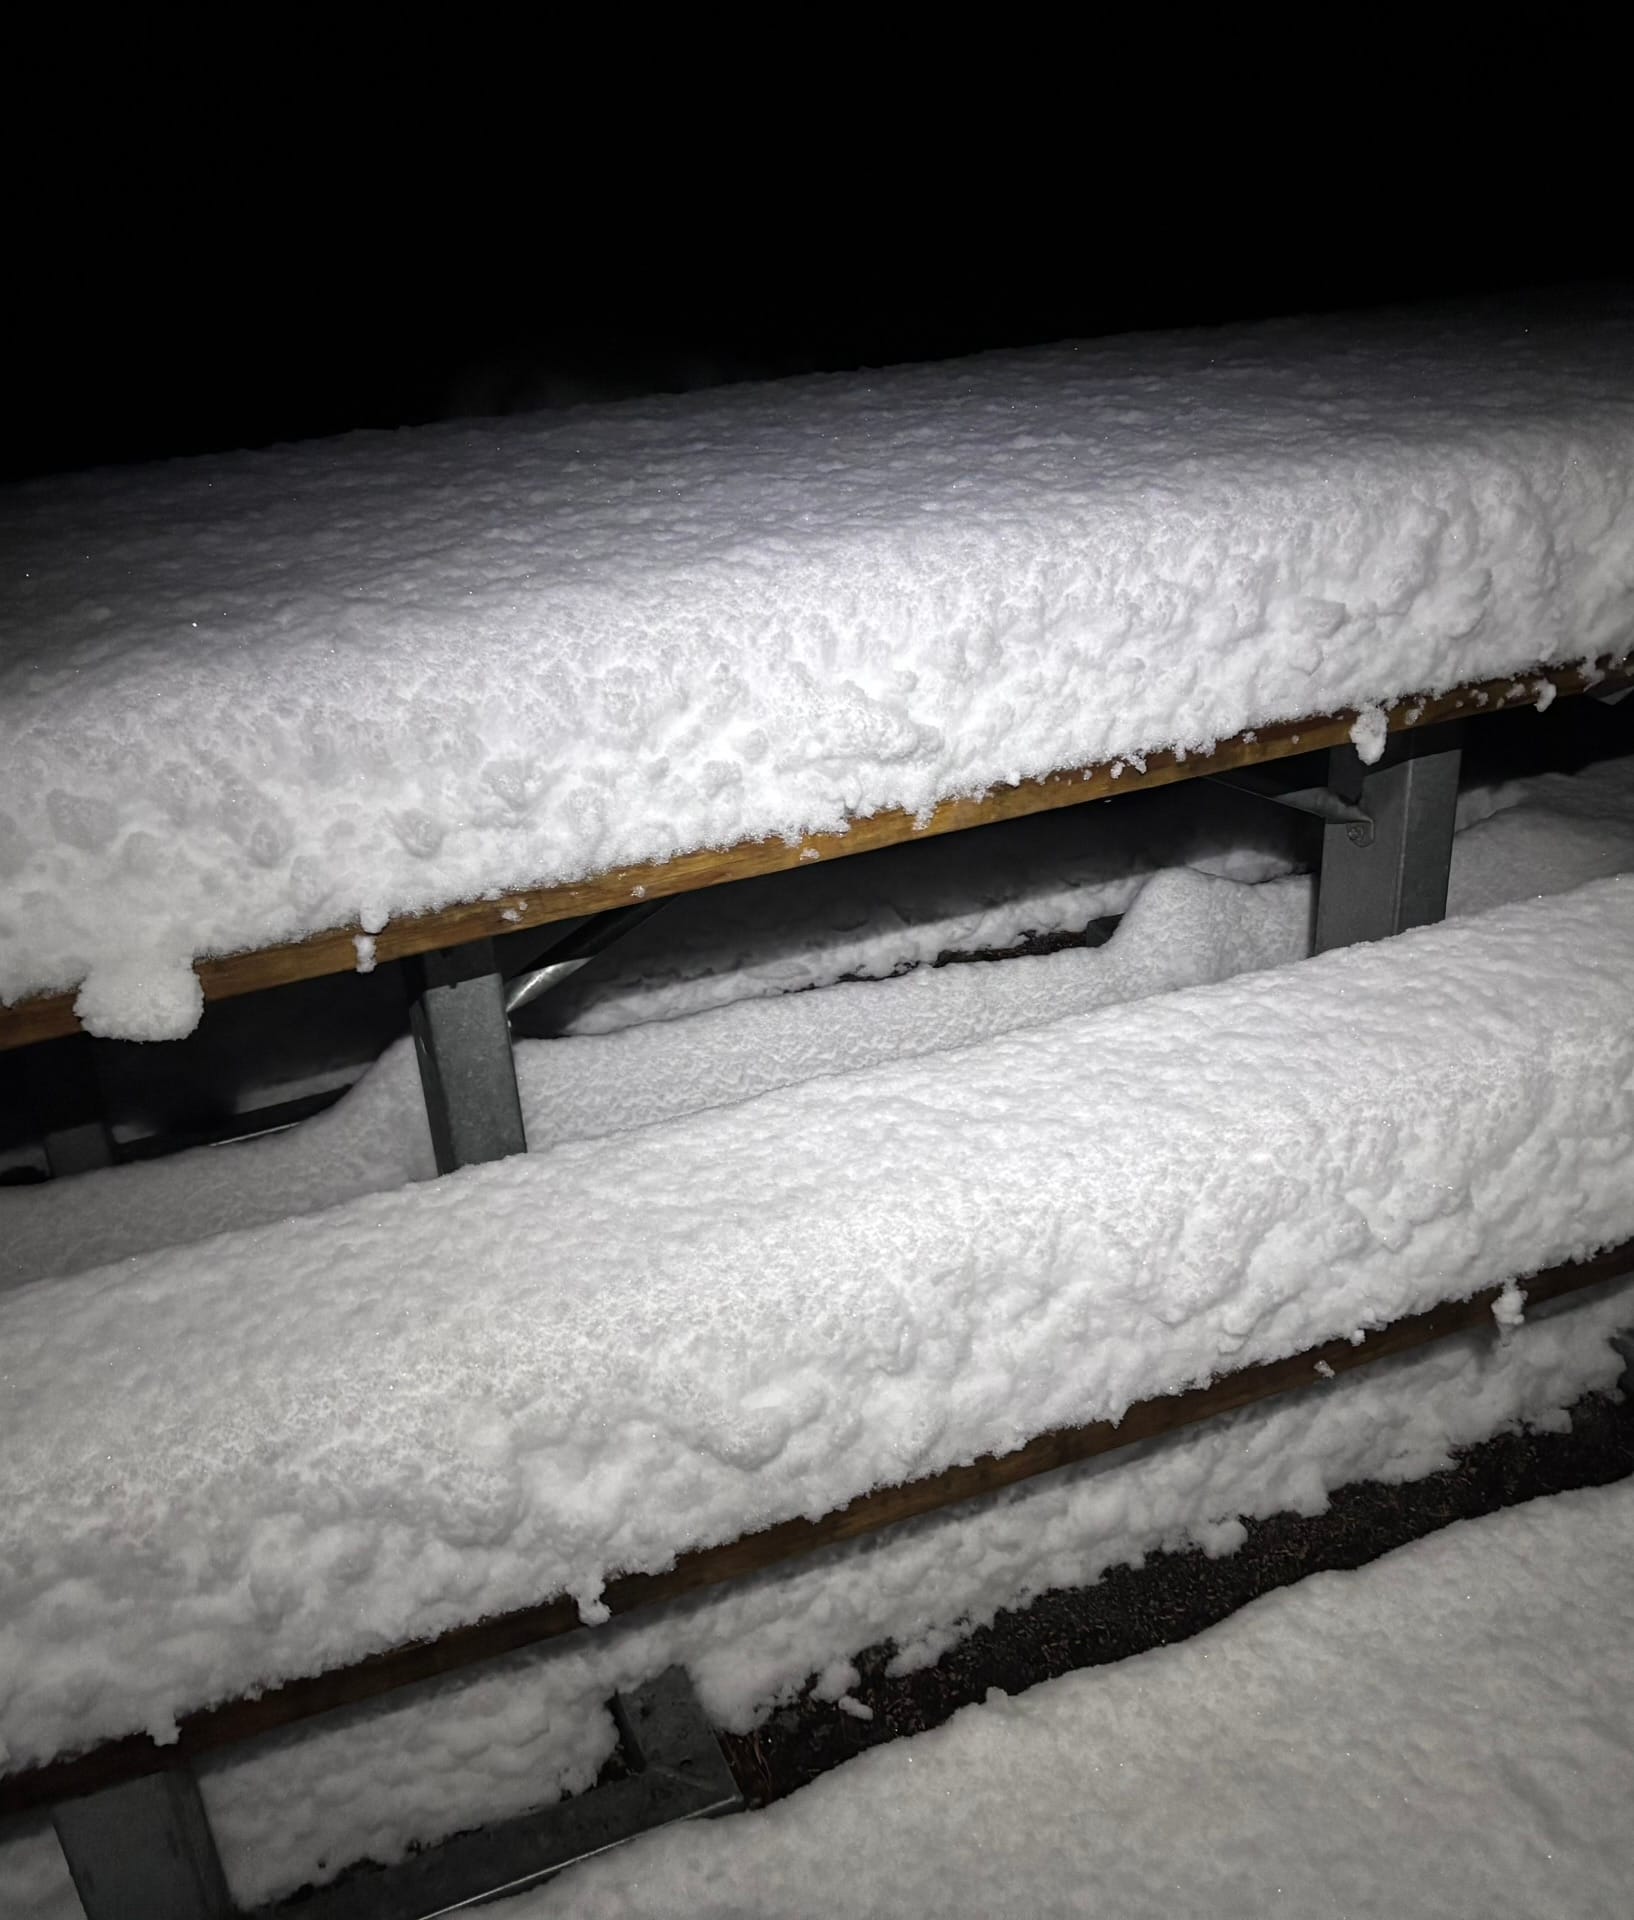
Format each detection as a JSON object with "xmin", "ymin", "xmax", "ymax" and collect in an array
[
  {"xmin": 3, "ymin": 1240, "xmax": 1628, "ymax": 1828},
  {"xmin": 2, "ymin": 656, "xmax": 1626, "ymax": 1055}
]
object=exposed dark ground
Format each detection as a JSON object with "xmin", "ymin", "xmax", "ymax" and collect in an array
[{"xmin": 719, "ymin": 1382, "xmax": 1634, "ymax": 1807}]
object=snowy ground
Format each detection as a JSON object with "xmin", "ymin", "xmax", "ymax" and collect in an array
[
  {"xmin": 514, "ymin": 1472, "xmax": 1634, "ymax": 1920},
  {"xmin": 4, "ymin": 299, "xmax": 1632, "ymax": 1037}
]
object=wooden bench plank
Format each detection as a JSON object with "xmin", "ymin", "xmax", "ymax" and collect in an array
[
  {"xmin": 3, "ymin": 656, "xmax": 1625, "ymax": 1053},
  {"xmin": 4, "ymin": 1238, "xmax": 1627, "ymax": 1817}
]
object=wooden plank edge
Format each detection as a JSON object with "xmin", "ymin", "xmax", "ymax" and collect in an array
[
  {"xmin": 5, "ymin": 1237, "xmax": 1630, "ymax": 1817},
  {"xmin": 4, "ymin": 653, "xmax": 1629, "ymax": 1052}
]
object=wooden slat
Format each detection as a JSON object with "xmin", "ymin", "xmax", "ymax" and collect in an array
[
  {"xmin": 4, "ymin": 655, "xmax": 1627, "ymax": 1052},
  {"xmin": 4, "ymin": 1238, "xmax": 1628, "ymax": 1817}
]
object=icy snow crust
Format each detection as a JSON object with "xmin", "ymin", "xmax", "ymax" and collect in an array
[
  {"xmin": 3, "ymin": 302, "xmax": 1634, "ymax": 1036},
  {"xmin": 530, "ymin": 1474, "xmax": 1634, "ymax": 1920},
  {"xmin": 6, "ymin": 756, "xmax": 1633, "ymax": 1292},
  {"xmin": 1, "ymin": 880, "xmax": 1633, "ymax": 1772}
]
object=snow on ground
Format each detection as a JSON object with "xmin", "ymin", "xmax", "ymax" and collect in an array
[
  {"xmin": 3, "ymin": 300, "xmax": 1633, "ymax": 1037},
  {"xmin": 518, "ymin": 1470, "xmax": 1634, "ymax": 1920},
  {"xmin": 3, "ymin": 1281, "xmax": 1629, "ymax": 1914},
  {"xmin": 2, "ymin": 878, "xmax": 1633, "ymax": 1778}
]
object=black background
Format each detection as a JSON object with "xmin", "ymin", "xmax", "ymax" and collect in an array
[{"xmin": 8, "ymin": 151, "xmax": 1623, "ymax": 485}]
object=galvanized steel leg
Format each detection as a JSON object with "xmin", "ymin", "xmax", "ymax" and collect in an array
[
  {"xmin": 1314, "ymin": 726, "xmax": 1461, "ymax": 954},
  {"xmin": 407, "ymin": 940, "xmax": 527, "ymax": 1174},
  {"xmin": 52, "ymin": 1770, "xmax": 232, "ymax": 1920}
]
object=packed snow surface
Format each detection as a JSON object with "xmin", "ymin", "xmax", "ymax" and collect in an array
[
  {"xmin": 4, "ymin": 1285, "xmax": 1627, "ymax": 1913},
  {"xmin": 2, "ymin": 878, "xmax": 1632, "ymax": 1773},
  {"xmin": 8, "ymin": 756, "xmax": 1632, "ymax": 1293},
  {"xmin": 520, "ymin": 1473, "xmax": 1634, "ymax": 1919},
  {"xmin": 3, "ymin": 300, "xmax": 1633, "ymax": 1035}
]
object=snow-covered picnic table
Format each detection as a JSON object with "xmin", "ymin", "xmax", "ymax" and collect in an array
[
  {"xmin": 5, "ymin": 301, "xmax": 1634, "ymax": 1919},
  {"xmin": 3, "ymin": 299, "xmax": 1632, "ymax": 1038}
]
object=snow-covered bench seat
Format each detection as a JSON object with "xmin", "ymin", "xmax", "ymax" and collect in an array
[
  {"xmin": 4, "ymin": 302, "xmax": 1633, "ymax": 1047},
  {"xmin": 4, "ymin": 878, "xmax": 1633, "ymax": 1813}
]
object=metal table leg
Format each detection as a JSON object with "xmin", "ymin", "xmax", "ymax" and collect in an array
[
  {"xmin": 406, "ymin": 940, "xmax": 527, "ymax": 1174},
  {"xmin": 1314, "ymin": 725, "xmax": 1461, "ymax": 954}
]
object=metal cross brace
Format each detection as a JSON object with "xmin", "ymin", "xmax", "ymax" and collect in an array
[{"xmin": 1205, "ymin": 767, "xmax": 1375, "ymax": 843}]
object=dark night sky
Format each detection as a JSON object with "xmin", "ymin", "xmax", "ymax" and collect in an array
[
  {"xmin": 7, "ymin": 168, "xmax": 1625, "ymax": 487},
  {"xmin": 7, "ymin": 27, "xmax": 1628, "ymax": 489}
]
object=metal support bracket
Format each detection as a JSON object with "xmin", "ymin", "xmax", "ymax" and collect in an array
[
  {"xmin": 504, "ymin": 898, "xmax": 669, "ymax": 1020},
  {"xmin": 1205, "ymin": 768, "xmax": 1375, "ymax": 843},
  {"xmin": 53, "ymin": 1768, "xmax": 233, "ymax": 1920},
  {"xmin": 255, "ymin": 1666, "xmax": 740, "ymax": 1918},
  {"xmin": 406, "ymin": 940, "xmax": 527, "ymax": 1174},
  {"xmin": 1314, "ymin": 725, "xmax": 1462, "ymax": 954}
]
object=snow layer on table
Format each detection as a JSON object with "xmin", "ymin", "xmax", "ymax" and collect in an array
[
  {"xmin": 8, "ymin": 756, "xmax": 1633, "ymax": 1293},
  {"xmin": 4, "ymin": 300, "xmax": 1634, "ymax": 1038},
  {"xmin": 2, "ymin": 877, "xmax": 1633, "ymax": 1773},
  {"xmin": 4, "ymin": 1279, "xmax": 1627, "ymax": 1915},
  {"xmin": 527, "ymin": 1471, "xmax": 1634, "ymax": 1920}
]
